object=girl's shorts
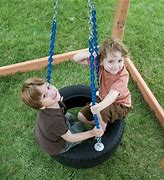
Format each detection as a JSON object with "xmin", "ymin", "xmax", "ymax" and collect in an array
[{"xmin": 80, "ymin": 96, "xmax": 131, "ymax": 123}]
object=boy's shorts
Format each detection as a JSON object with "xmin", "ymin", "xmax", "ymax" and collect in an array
[{"xmin": 80, "ymin": 96, "xmax": 131, "ymax": 123}]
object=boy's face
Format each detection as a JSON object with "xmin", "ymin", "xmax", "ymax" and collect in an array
[
  {"xmin": 37, "ymin": 82, "xmax": 61, "ymax": 108},
  {"xmin": 103, "ymin": 50, "xmax": 124, "ymax": 74}
]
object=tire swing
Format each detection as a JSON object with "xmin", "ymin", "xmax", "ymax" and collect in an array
[
  {"xmin": 46, "ymin": 0, "xmax": 125, "ymax": 168},
  {"xmin": 51, "ymin": 85, "xmax": 125, "ymax": 169}
]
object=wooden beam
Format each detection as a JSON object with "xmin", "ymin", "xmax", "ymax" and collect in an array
[
  {"xmin": 111, "ymin": 0, "xmax": 130, "ymax": 40},
  {"xmin": 125, "ymin": 58, "xmax": 164, "ymax": 128},
  {"xmin": 0, "ymin": 48, "xmax": 87, "ymax": 76}
]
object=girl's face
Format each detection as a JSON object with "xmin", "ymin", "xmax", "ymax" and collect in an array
[
  {"xmin": 37, "ymin": 82, "xmax": 61, "ymax": 108},
  {"xmin": 102, "ymin": 51, "xmax": 124, "ymax": 74}
]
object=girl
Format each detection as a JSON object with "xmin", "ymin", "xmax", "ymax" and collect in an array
[{"xmin": 73, "ymin": 37, "xmax": 131, "ymax": 131}]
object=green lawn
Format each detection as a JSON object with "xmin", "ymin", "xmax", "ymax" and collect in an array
[{"xmin": 0, "ymin": 0, "xmax": 164, "ymax": 179}]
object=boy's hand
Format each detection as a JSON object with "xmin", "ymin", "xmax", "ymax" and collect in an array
[{"xmin": 91, "ymin": 125, "xmax": 104, "ymax": 137}]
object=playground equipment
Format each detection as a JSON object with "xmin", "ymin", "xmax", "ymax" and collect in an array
[
  {"xmin": 0, "ymin": 0, "xmax": 163, "ymax": 128},
  {"xmin": 0, "ymin": 0, "xmax": 163, "ymax": 169}
]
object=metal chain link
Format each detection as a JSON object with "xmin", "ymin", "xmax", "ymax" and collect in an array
[
  {"xmin": 88, "ymin": 0, "xmax": 95, "ymax": 38},
  {"xmin": 53, "ymin": 0, "xmax": 58, "ymax": 22}
]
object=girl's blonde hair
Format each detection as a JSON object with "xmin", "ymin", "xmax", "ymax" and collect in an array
[
  {"xmin": 20, "ymin": 77, "xmax": 46, "ymax": 109},
  {"xmin": 99, "ymin": 37, "xmax": 129, "ymax": 63}
]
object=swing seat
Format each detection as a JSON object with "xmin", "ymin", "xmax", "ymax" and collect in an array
[{"xmin": 51, "ymin": 85, "xmax": 125, "ymax": 168}]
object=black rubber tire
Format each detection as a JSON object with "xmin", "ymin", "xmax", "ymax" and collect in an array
[{"xmin": 51, "ymin": 85, "xmax": 125, "ymax": 169}]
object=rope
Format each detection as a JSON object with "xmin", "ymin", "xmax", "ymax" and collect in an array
[{"xmin": 46, "ymin": 0, "xmax": 58, "ymax": 83}]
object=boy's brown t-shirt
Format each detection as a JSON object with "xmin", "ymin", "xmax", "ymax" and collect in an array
[
  {"xmin": 34, "ymin": 102, "xmax": 68, "ymax": 155},
  {"xmin": 99, "ymin": 66, "xmax": 131, "ymax": 107}
]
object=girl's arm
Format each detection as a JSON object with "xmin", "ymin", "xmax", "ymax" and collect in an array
[
  {"xmin": 73, "ymin": 49, "xmax": 89, "ymax": 65},
  {"xmin": 90, "ymin": 90, "xmax": 118, "ymax": 131},
  {"xmin": 91, "ymin": 90, "xmax": 119, "ymax": 113},
  {"xmin": 61, "ymin": 126, "xmax": 103, "ymax": 142}
]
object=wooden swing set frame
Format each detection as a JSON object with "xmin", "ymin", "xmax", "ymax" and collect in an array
[{"xmin": 0, "ymin": 0, "xmax": 163, "ymax": 127}]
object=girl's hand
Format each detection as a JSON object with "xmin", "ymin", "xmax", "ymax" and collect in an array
[{"xmin": 90, "ymin": 104, "xmax": 100, "ymax": 114}]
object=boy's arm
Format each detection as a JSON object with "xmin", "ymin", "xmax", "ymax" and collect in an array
[
  {"xmin": 73, "ymin": 49, "xmax": 89, "ymax": 64},
  {"xmin": 61, "ymin": 126, "xmax": 103, "ymax": 142}
]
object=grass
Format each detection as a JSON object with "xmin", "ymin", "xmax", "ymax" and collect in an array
[{"xmin": 0, "ymin": 0, "xmax": 164, "ymax": 179}]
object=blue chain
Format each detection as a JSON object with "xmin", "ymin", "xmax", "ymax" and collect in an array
[
  {"xmin": 88, "ymin": 1, "xmax": 100, "ymax": 129},
  {"xmin": 47, "ymin": 21, "xmax": 57, "ymax": 83},
  {"xmin": 46, "ymin": 0, "xmax": 58, "ymax": 83},
  {"xmin": 89, "ymin": 38, "xmax": 99, "ymax": 128},
  {"xmin": 92, "ymin": 9, "xmax": 99, "ymax": 87}
]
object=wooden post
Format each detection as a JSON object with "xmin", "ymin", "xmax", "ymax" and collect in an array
[{"xmin": 111, "ymin": 0, "xmax": 130, "ymax": 40}]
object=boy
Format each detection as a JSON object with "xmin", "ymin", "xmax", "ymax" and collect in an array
[{"xmin": 20, "ymin": 78, "xmax": 103, "ymax": 155}]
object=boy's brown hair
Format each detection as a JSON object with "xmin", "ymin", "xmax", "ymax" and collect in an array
[
  {"xmin": 20, "ymin": 77, "xmax": 46, "ymax": 109},
  {"xmin": 99, "ymin": 37, "xmax": 129, "ymax": 63}
]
